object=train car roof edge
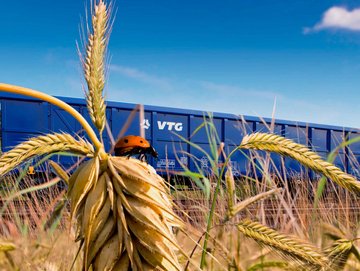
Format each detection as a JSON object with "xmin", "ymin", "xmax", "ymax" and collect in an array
[{"xmin": 0, "ymin": 92, "xmax": 358, "ymax": 133}]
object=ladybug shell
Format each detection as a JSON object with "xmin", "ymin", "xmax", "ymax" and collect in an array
[
  {"xmin": 114, "ymin": 135, "xmax": 158, "ymax": 159},
  {"xmin": 115, "ymin": 135, "xmax": 150, "ymax": 149}
]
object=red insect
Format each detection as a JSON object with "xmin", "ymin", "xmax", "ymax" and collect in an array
[{"xmin": 114, "ymin": 135, "xmax": 158, "ymax": 161}]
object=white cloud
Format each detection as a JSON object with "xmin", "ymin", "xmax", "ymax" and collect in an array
[
  {"xmin": 305, "ymin": 6, "xmax": 360, "ymax": 33},
  {"xmin": 109, "ymin": 64, "xmax": 173, "ymax": 90}
]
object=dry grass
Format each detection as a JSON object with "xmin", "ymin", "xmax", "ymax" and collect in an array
[{"xmin": 2, "ymin": 173, "xmax": 360, "ymax": 270}]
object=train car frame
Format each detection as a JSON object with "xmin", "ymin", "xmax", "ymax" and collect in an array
[{"xmin": 0, "ymin": 92, "xmax": 359, "ymax": 179}]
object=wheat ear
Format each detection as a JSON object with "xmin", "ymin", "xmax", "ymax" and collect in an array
[
  {"xmin": 324, "ymin": 239, "xmax": 353, "ymax": 270},
  {"xmin": 0, "ymin": 133, "xmax": 94, "ymax": 176},
  {"xmin": 241, "ymin": 133, "xmax": 360, "ymax": 195},
  {"xmin": 237, "ymin": 219, "xmax": 328, "ymax": 269},
  {"xmin": 83, "ymin": 0, "xmax": 108, "ymax": 133},
  {"xmin": 69, "ymin": 156, "xmax": 183, "ymax": 270}
]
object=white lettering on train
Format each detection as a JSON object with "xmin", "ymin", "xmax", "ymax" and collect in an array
[
  {"xmin": 157, "ymin": 121, "xmax": 183, "ymax": 131},
  {"xmin": 141, "ymin": 119, "xmax": 184, "ymax": 131}
]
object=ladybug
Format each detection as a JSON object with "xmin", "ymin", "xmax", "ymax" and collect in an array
[{"xmin": 114, "ymin": 135, "xmax": 158, "ymax": 161}]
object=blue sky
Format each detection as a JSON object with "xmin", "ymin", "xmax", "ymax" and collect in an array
[{"xmin": 1, "ymin": 1, "xmax": 360, "ymax": 128}]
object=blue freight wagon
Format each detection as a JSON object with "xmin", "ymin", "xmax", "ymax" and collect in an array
[{"xmin": 0, "ymin": 92, "xmax": 359, "ymax": 179}]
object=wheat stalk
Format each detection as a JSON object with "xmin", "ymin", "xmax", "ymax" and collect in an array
[
  {"xmin": 237, "ymin": 219, "xmax": 328, "ymax": 269},
  {"xmin": 82, "ymin": 0, "xmax": 109, "ymax": 134},
  {"xmin": 230, "ymin": 188, "xmax": 282, "ymax": 219},
  {"xmin": 240, "ymin": 133, "xmax": 360, "ymax": 195},
  {"xmin": 0, "ymin": 133, "xmax": 94, "ymax": 176}
]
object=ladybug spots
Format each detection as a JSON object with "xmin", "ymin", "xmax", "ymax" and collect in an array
[
  {"xmin": 114, "ymin": 135, "xmax": 158, "ymax": 161},
  {"xmin": 115, "ymin": 135, "xmax": 151, "ymax": 152}
]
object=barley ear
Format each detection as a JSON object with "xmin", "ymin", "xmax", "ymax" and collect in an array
[
  {"xmin": 82, "ymin": 0, "xmax": 109, "ymax": 134},
  {"xmin": 237, "ymin": 219, "xmax": 328, "ymax": 269},
  {"xmin": 240, "ymin": 133, "xmax": 360, "ymax": 196},
  {"xmin": 0, "ymin": 133, "xmax": 94, "ymax": 176}
]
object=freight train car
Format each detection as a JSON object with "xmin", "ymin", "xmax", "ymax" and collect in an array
[{"xmin": 0, "ymin": 92, "xmax": 359, "ymax": 179}]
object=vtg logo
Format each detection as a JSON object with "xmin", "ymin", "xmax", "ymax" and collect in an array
[
  {"xmin": 142, "ymin": 119, "xmax": 150, "ymax": 129},
  {"xmin": 141, "ymin": 119, "xmax": 184, "ymax": 131},
  {"xmin": 157, "ymin": 121, "xmax": 183, "ymax": 131}
]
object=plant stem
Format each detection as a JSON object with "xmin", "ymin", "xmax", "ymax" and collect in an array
[
  {"xmin": 200, "ymin": 173, "xmax": 221, "ymax": 269},
  {"xmin": 0, "ymin": 83, "xmax": 107, "ymax": 159},
  {"xmin": 200, "ymin": 146, "xmax": 241, "ymax": 268}
]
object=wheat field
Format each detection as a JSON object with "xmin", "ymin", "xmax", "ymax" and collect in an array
[
  {"xmin": 1, "ymin": 163, "xmax": 360, "ymax": 270},
  {"xmin": 1, "ymin": 0, "xmax": 360, "ymax": 270}
]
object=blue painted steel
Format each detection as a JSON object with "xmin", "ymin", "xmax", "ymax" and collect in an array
[
  {"xmin": 349, "ymin": 133, "xmax": 360, "ymax": 154},
  {"xmin": 111, "ymin": 108, "xmax": 152, "ymax": 141},
  {"xmin": 189, "ymin": 116, "xmax": 222, "ymax": 143},
  {"xmin": 155, "ymin": 140, "xmax": 188, "ymax": 173},
  {"xmin": 0, "ymin": 92, "xmax": 359, "ymax": 179}
]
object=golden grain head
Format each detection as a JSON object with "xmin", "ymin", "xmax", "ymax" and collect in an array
[
  {"xmin": 0, "ymin": 133, "xmax": 94, "ymax": 176},
  {"xmin": 237, "ymin": 219, "xmax": 329, "ymax": 269},
  {"xmin": 67, "ymin": 156, "xmax": 183, "ymax": 271},
  {"xmin": 240, "ymin": 132, "xmax": 360, "ymax": 196},
  {"xmin": 324, "ymin": 239, "xmax": 353, "ymax": 269},
  {"xmin": 83, "ymin": 0, "xmax": 109, "ymax": 134}
]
